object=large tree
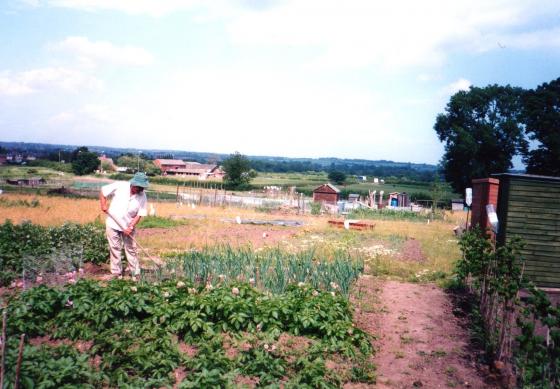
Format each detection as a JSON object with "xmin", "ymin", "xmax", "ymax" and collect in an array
[
  {"xmin": 71, "ymin": 147, "xmax": 99, "ymax": 175},
  {"xmin": 222, "ymin": 152, "xmax": 256, "ymax": 189},
  {"xmin": 522, "ymin": 77, "xmax": 560, "ymax": 176},
  {"xmin": 434, "ymin": 85, "xmax": 527, "ymax": 193},
  {"xmin": 328, "ymin": 170, "xmax": 346, "ymax": 185}
]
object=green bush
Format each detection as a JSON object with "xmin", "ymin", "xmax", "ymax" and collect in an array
[
  {"xmin": 310, "ymin": 202, "xmax": 322, "ymax": 215},
  {"xmin": 0, "ymin": 220, "xmax": 107, "ymax": 286}
]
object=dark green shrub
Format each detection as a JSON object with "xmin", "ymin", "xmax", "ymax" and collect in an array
[{"xmin": 0, "ymin": 220, "xmax": 107, "ymax": 286}]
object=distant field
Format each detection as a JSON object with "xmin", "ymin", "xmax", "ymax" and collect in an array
[
  {"xmin": 0, "ymin": 165, "xmax": 72, "ymax": 180},
  {"xmin": 253, "ymin": 172, "xmax": 458, "ymax": 203},
  {"xmin": 0, "ymin": 166, "xmax": 459, "ymax": 204}
]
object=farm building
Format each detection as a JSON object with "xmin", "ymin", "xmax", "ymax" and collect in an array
[
  {"xmin": 313, "ymin": 183, "xmax": 340, "ymax": 204},
  {"xmin": 154, "ymin": 159, "xmax": 224, "ymax": 180},
  {"xmin": 154, "ymin": 159, "xmax": 187, "ymax": 174},
  {"xmin": 492, "ymin": 174, "xmax": 560, "ymax": 288}
]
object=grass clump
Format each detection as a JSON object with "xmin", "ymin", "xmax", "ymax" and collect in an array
[
  {"xmin": 0, "ymin": 197, "xmax": 41, "ymax": 208},
  {"xmin": 138, "ymin": 215, "xmax": 189, "ymax": 229}
]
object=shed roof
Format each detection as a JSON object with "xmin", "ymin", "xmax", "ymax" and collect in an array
[
  {"xmin": 313, "ymin": 183, "xmax": 340, "ymax": 193},
  {"xmin": 492, "ymin": 173, "xmax": 560, "ymax": 183}
]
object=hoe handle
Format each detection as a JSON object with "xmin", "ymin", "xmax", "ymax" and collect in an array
[{"xmin": 105, "ymin": 211, "xmax": 162, "ymax": 266}]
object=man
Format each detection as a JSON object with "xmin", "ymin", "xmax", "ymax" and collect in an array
[{"xmin": 99, "ymin": 172, "xmax": 149, "ymax": 279}]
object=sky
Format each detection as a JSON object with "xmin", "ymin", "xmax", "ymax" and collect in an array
[{"xmin": 0, "ymin": 1, "xmax": 559, "ymax": 164}]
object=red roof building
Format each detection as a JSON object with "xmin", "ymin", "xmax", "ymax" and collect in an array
[
  {"xmin": 313, "ymin": 183, "xmax": 340, "ymax": 204},
  {"xmin": 154, "ymin": 159, "xmax": 224, "ymax": 180}
]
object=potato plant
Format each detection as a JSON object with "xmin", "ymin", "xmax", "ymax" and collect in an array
[
  {"xmin": 4, "ymin": 279, "xmax": 375, "ymax": 387},
  {"xmin": 0, "ymin": 220, "xmax": 107, "ymax": 286}
]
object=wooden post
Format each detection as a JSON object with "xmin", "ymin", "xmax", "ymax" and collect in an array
[
  {"xmin": 0, "ymin": 310, "xmax": 7, "ymax": 389},
  {"xmin": 14, "ymin": 334, "xmax": 25, "ymax": 389}
]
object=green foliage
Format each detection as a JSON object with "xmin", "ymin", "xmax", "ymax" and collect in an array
[
  {"xmin": 0, "ymin": 220, "xmax": 107, "ymax": 286},
  {"xmin": 28, "ymin": 158, "xmax": 74, "ymax": 173},
  {"xmin": 137, "ymin": 216, "xmax": 188, "ymax": 229},
  {"xmin": 2, "ymin": 339, "xmax": 104, "ymax": 388},
  {"xmin": 4, "ymin": 278, "xmax": 375, "ymax": 387},
  {"xmin": 115, "ymin": 155, "xmax": 161, "ymax": 175},
  {"xmin": 455, "ymin": 229, "xmax": 560, "ymax": 387},
  {"xmin": 348, "ymin": 207, "xmax": 443, "ymax": 222},
  {"xmin": 222, "ymin": 152, "xmax": 255, "ymax": 189},
  {"xmin": 310, "ymin": 202, "xmax": 322, "ymax": 215},
  {"xmin": 434, "ymin": 85, "xmax": 527, "ymax": 193},
  {"xmin": 157, "ymin": 246, "xmax": 364, "ymax": 296},
  {"xmin": 522, "ymin": 77, "xmax": 560, "ymax": 176},
  {"xmin": 0, "ymin": 197, "xmax": 40, "ymax": 208},
  {"xmin": 328, "ymin": 171, "xmax": 346, "ymax": 185},
  {"xmin": 71, "ymin": 147, "xmax": 100, "ymax": 176}
]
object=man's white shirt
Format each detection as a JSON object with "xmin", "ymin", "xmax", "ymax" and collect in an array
[{"xmin": 101, "ymin": 181, "xmax": 147, "ymax": 231}]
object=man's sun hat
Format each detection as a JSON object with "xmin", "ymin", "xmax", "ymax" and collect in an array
[{"xmin": 130, "ymin": 172, "xmax": 149, "ymax": 188}]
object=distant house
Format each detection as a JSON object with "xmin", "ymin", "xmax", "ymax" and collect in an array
[
  {"xmin": 313, "ymin": 183, "xmax": 340, "ymax": 204},
  {"xmin": 154, "ymin": 159, "xmax": 187, "ymax": 174},
  {"xmin": 154, "ymin": 159, "xmax": 224, "ymax": 180}
]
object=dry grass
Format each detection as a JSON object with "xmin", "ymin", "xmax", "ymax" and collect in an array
[{"xmin": 1, "ymin": 193, "xmax": 463, "ymax": 282}]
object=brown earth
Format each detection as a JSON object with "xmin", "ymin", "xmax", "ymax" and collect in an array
[
  {"xmin": 137, "ymin": 223, "xmax": 299, "ymax": 249},
  {"xmin": 398, "ymin": 239, "xmax": 426, "ymax": 262},
  {"xmin": 360, "ymin": 278, "xmax": 499, "ymax": 388}
]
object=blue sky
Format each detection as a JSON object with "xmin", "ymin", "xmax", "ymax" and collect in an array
[{"xmin": 1, "ymin": 0, "xmax": 559, "ymax": 164}]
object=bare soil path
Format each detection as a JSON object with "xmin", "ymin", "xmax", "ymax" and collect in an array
[{"xmin": 353, "ymin": 278, "xmax": 498, "ymax": 389}]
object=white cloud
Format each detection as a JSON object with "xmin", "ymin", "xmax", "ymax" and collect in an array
[
  {"xmin": 39, "ymin": 0, "xmax": 202, "ymax": 16},
  {"xmin": 80, "ymin": 67, "xmax": 400, "ymax": 159},
  {"xmin": 48, "ymin": 112, "xmax": 75, "ymax": 125},
  {"xmin": 440, "ymin": 78, "xmax": 472, "ymax": 97},
  {"xmin": 0, "ymin": 67, "xmax": 101, "ymax": 96},
  {"xmin": 27, "ymin": 1, "xmax": 560, "ymax": 71},
  {"xmin": 51, "ymin": 36, "xmax": 153, "ymax": 67},
  {"xmin": 0, "ymin": 74, "xmax": 34, "ymax": 96},
  {"xmin": 226, "ymin": 0, "xmax": 560, "ymax": 70}
]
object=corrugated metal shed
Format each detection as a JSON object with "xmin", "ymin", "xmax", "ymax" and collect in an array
[{"xmin": 493, "ymin": 173, "xmax": 560, "ymax": 288}]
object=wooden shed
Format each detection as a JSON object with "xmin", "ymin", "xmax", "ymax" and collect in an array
[
  {"xmin": 313, "ymin": 183, "xmax": 340, "ymax": 204},
  {"xmin": 493, "ymin": 173, "xmax": 560, "ymax": 288}
]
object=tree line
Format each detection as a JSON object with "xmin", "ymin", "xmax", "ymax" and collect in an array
[
  {"xmin": 435, "ymin": 77, "xmax": 560, "ymax": 193},
  {"xmin": 249, "ymin": 159, "xmax": 436, "ymax": 182}
]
